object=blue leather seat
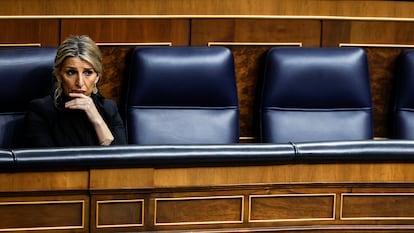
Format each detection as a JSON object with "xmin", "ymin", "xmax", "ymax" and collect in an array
[
  {"xmin": 0, "ymin": 47, "xmax": 56, "ymax": 148},
  {"xmin": 393, "ymin": 49, "xmax": 414, "ymax": 139},
  {"xmin": 259, "ymin": 47, "xmax": 373, "ymax": 143},
  {"xmin": 125, "ymin": 46, "xmax": 239, "ymax": 145}
]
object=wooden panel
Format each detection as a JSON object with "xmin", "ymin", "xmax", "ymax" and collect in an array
[
  {"xmin": 191, "ymin": 19, "xmax": 321, "ymax": 46},
  {"xmin": 2, "ymin": 168, "xmax": 414, "ymax": 232},
  {"xmin": 322, "ymin": 21, "xmax": 414, "ymax": 48},
  {"xmin": 322, "ymin": 21, "xmax": 414, "ymax": 46},
  {"xmin": 89, "ymin": 186, "xmax": 414, "ymax": 232},
  {"xmin": 60, "ymin": 19, "xmax": 190, "ymax": 45},
  {"xmin": 98, "ymin": 45, "xmax": 135, "ymax": 106},
  {"xmin": 341, "ymin": 193, "xmax": 414, "ymax": 220},
  {"xmin": 363, "ymin": 47, "xmax": 403, "ymax": 138},
  {"xmin": 1, "ymin": 0, "xmax": 414, "ymax": 19},
  {"xmin": 0, "ymin": 19, "xmax": 60, "ymax": 46},
  {"xmin": 90, "ymin": 168, "xmax": 154, "ymax": 189},
  {"xmin": 0, "ymin": 200, "xmax": 85, "ymax": 231},
  {"xmin": 96, "ymin": 199, "xmax": 144, "ymax": 228},
  {"xmin": 0, "ymin": 171, "xmax": 89, "ymax": 192},
  {"xmin": 154, "ymin": 163, "xmax": 414, "ymax": 187},
  {"xmin": 249, "ymin": 194, "xmax": 335, "ymax": 222},
  {"xmin": 155, "ymin": 196, "xmax": 243, "ymax": 225}
]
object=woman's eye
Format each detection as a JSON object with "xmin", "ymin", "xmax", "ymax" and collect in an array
[
  {"xmin": 84, "ymin": 70, "xmax": 94, "ymax": 76},
  {"xmin": 66, "ymin": 70, "xmax": 76, "ymax": 76}
]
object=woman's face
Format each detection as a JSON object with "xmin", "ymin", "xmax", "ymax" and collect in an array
[{"xmin": 58, "ymin": 57, "xmax": 99, "ymax": 96}]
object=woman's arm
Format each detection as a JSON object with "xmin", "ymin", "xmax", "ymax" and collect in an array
[
  {"xmin": 108, "ymin": 103, "xmax": 127, "ymax": 145},
  {"xmin": 24, "ymin": 99, "xmax": 57, "ymax": 147},
  {"xmin": 65, "ymin": 93, "xmax": 114, "ymax": 146}
]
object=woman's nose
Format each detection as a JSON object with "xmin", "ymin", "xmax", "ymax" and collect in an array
[{"xmin": 75, "ymin": 73, "xmax": 84, "ymax": 86}]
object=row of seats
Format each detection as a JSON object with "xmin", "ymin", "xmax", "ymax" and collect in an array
[
  {"xmin": 123, "ymin": 46, "xmax": 409, "ymax": 144},
  {"xmin": 0, "ymin": 46, "xmax": 412, "ymax": 148}
]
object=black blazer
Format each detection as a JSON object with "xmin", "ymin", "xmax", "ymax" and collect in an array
[{"xmin": 23, "ymin": 94, "xmax": 127, "ymax": 148}]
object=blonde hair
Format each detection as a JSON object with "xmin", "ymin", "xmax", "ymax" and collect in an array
[{"xmin": 53, "ymin": 35, "xmax": 103, "ymax": 105}]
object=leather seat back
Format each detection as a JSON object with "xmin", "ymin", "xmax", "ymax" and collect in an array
[
  {"xmin": 0, "ymin": 47, "xmax": 56, "ymax": 148},
  {"xmin": 393, "ymin": 49, "xmax": 414, "ymax": 139},
  {"xmin": 259, "ymin": 47, "xmax": 373, "ymax": 143},
  {"xmin": 125, "ymin": 46, "xmax": 239, "ymax": 144}
]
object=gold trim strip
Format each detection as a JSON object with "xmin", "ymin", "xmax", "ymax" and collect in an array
[
  {"xmin": 0, "ymin": 43, "xmax": 41, "ymax": 47},
  {"xmin": 3, "ymin": 15, "xmax": 414, "ymax": 22},
  {"xmin": 339, "ymin": 43, "xmax": 414, "ymax": 48},
  {"xmin": 208, "ymin": 42, "xmax": 302, "ymax": 47},
  {"xmin": 341, "ymin": 193, "xmax": 414, "ymax": 221},
  {"xmin": 96, "ymin": 199, "xmax": 144, "ymax": 228},
  {"xmin": 97, "ymin": 42, "xmax": 172, "ymax": 46},
  {"xmin": 154, "ymin": 195, "xmax": 244, "ymax": 226},
  {"xmin": 0, "ymin": 200, "xmax": 85, "ymax": 232},
  {"xmin": 240, "ymin": 136, "xmax": 256, "ymax": 140},
  {"xmin": 249, "ymin": 193, "xmax": 336, "ymax": 223}
]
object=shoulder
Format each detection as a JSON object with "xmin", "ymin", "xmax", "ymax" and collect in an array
[
  {"xmin": 28, "ymin": 96, "xmax": 55, "ymax": 112},
  {"xmin": 25, "ymin": 96, "xmax": 57, "ymax": 123}
]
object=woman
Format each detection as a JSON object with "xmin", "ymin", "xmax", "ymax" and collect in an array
[{"xmin": 24, "ymin": 35, "xmax": 127, "ymax": 147}]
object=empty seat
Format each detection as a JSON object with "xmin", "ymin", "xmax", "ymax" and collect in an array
[
  {"xmin": 393, "ymin": 49, "xmax": 414, "ymax": 139},
  {"xmin": 0, "ymin": 47, "xmax": 56, "ymax": 148},
  {"xmin": 259, "ymin": 47, "xmax": 373, "ymax": 143},
  {"xmin": 124, "ymin": 46, "xmax": 239, "ymax": 144}
]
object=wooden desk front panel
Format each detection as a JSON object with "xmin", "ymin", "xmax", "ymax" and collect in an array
[
  {"xmin": 1, "ymin": 163, "xmax": 414, "ymax": 232},
  {"xmin": 0, "ymin": 195, "xmax": 89, "ymax": 233},
  {"xmin": 90, "ymin": 184, "xmax": 414, "ymax": 232},
  {"xmin": 88, "ymin": 163, "xmax": 414, "ymax": 232}
]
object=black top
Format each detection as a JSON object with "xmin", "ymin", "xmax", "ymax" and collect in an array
[{"xmin": 23, "ymin": 94, "xmax": 127, "ymax": 148}]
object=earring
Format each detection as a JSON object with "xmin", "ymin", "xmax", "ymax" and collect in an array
[
  {"xmin": 53, "ymin": 81, "xmax": 63, "ymax": 107},
  {"xmin": 93, "ymin": 83, "xmax": 98, "ymax": 94},
  {"xmin": 54, "ymin": 82, "xmax": 62, "ymax": 97}
]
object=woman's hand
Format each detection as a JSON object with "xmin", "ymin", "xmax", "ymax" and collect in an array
[
  {"xmin": 65, "ymin": 93, "xmax": 114, "ymax": 145},
  {"xmin": 65, "ymin": 93, "xmax": 101, "ymax": 124}
]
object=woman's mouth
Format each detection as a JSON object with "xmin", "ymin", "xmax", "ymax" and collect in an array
[{"xmin": 71, "ymin": 90, "xmax": 85, "ymax": 94}]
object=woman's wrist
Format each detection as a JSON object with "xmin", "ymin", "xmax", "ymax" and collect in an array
[{"xmin": 100, "ymin": 138, "xmax": 113, "ymax": 146}]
